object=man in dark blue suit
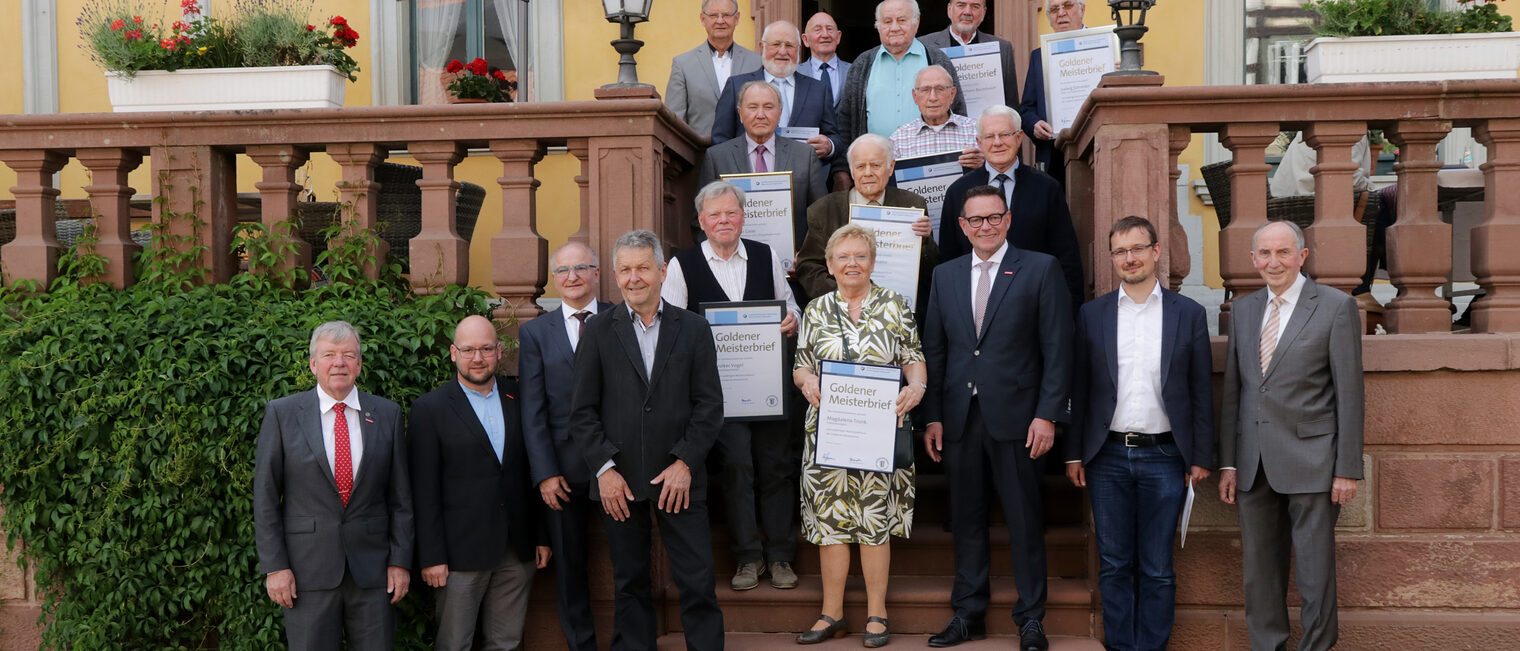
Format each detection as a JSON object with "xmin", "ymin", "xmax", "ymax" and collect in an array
[
  {"xmin": 1018, "ymin": 0, "xmax": 1087, "ymax": 189},
  {"xmin": 712, "ymin": 20, "xmax": 843, "ymax": 162},
  {"xmin": 520, "ymin": 241, "xmax": 614, "ymax": 651},
  {"xmin": 1066, "ymin": 216, "xmax": 1214, "ymax": 651},
  {"xmin": 922, "ymin": 185, "xmax": 1072, "ymax": 650}
]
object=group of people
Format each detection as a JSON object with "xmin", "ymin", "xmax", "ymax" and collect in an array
[{"xmin": 248, "ymin": 1, "xmax": 1365, "ymax": 651}]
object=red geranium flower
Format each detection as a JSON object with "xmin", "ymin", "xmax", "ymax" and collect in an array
[
  {"xmin": 306, "ymin": 24, "xmax": 315, "ymax": 31},
  {"xmin": 329, "ymin": 15, "xmax": 348, "ymax": 27},
  {"xmin": 493, "ymin": 70, "xmax": 507, "ymax": 81},
  {"xmin": 111, "ymin": 18, "xmax": 126, "ymax": 31},
  {"xmin": 445, "ymin": 59, "xmax": 464, "ymax": 73},
  {"xmin": 160, "ymin": 37, "xmax": 176, "ymax": 49},
  {"xmin": 466, "ymin": 57, "xmax": 489, "ymax": 76},
  {"xmin": 181, "ymin": 0, "xmax": 200, "ymax": 14},
  {"xmin": 124, "ymin": 29, "xmax": 142, "ymax": 41},
  {"xmin": 132, "ymin": 15, "xmax": 143, "ymax": 23}
]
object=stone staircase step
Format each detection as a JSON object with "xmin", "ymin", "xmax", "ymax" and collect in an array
[
  {"xmin": 707, "ymin": 523, "xmax": 1089, "ymax": 578},
  {"xmin": 658, "ymin": 632, "xmax": 1107, "ymax": 649}
]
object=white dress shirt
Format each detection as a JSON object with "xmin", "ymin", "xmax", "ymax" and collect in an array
[
  {"xmin": 561, "ymin": 299, "xmax": 600, "ymax": 352},
  {"xmin": 710, "ymin": 43, "xmax": 735, "ymax": 93},
  {"xmin": 1110, "ymin": 279, "xmax": 1171, "ymax": 434},
  {"xmin": 662, "ymin": 240, "xmax": 802, "ymax": 322},
  {"xmin": 984, "ymin": 159, "xmax": 1021, "ymax": 209},
  {"xmin": 317, "ymin": 386, "xmax": 364, "ymax": 477}
]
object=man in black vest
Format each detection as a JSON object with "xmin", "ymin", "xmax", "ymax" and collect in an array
[{"xmin": 662, "ymin": 180, "xmax": 803, "ymax": 591}]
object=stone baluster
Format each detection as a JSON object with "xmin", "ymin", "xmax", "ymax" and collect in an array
[
  {"xmin": 1384, "ymin": 120, "xmax": 1453, "ymax": 333},
  {"xmin": 245, "ymin": 145, "xmax": 311, "ymax": 285},
  {"xmin": 1469, "ymin": 118, "xmax": 1520, "ymax": 333},
  {"xmin": 488, "ymin": 139, "xmax": 548, "ymax": 331},
  {"xmin": 566, "ymin": 138, "xmax": 591, "ymax": 250},
  {"xmin": 1167, "ymin": 125, "xmax": 1193, "ymax": 291},
  {"xmin": 150, "ymin": 145, "xmax": 238, "ymax": 284},
  {"xmin": 326, "ymin": 143, "xmax": 387, "ymax": 279},
  {"xmin": 1217, "ymin": 123, "xmax": 1280, "ymax": 331},
  {"xmin": 0, "ymin": 150, "xmax": 67, "ymax": 289},
  {"xmin": 76, "ymin": 148, "xmax": 144, "ymax": 288},
  {"xmin": 1303, "ymin": 121, "xmax": 1370, "ymax": 302},
  {"xmin": 407, "ymin": 142, "xmax": 467, "ymax": 293}
]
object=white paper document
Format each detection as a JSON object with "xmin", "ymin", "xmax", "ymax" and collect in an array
[
  {"xmin": 848, "ymin": 204, "xmax": 925, "ymax": 306},
  {"xmin": 1180, "ymin": 478, "xmax": 1196, "ymax": 548},
  {"xmin": 1041, "ymin": 26, "xmax": 1120, "ymax": 134},
  {"xmin": 940, "ymin": 41, "xmax": 1006, "ymax": 127},
  {"xmin": 703, "ymin": 301, "xmax": 788, "ymax": 420},
  {"xmin": 778, "ymin": 126, "xmax": 821, "ymax": 141},
  {"xmin": 814, "ymin": 360, "xmax": 902, "ymax": 473},
  {"xmin": 721, "ymin": 172, "xmax": 797, "ymax": 270}
]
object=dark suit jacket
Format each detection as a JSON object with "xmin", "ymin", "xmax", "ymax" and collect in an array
[
  {"xmin": 408, "ymin": 376, "xmax": 540, "ymax": 571},
  {"xmin": 1219, "ymin": 278, "xmax": 1365, "ymax": 494},
  {"xmin": 700, "ymin": 135, "xmax": 829, "ymax": 245},
  {"xmin": 254, "ymin": 388, "xmax": 413, "ymax": 591},
  {"xmin": 1067, "ymin": 287, "xmax": 1215, "ymax": 470},
  {"xmin": 918, "ymin": 28, "xmax": 1020, "ymax": 110},
  {"xmin": 570, "ymin": 302, "xmax": 725, "ymax": 502},
  {"xmin": 711, "ymin": 69, "xmax": 844, "ymax": 161},
  {"xmin": 836, "ymin": 41, "xmax": 967, "ymax": 175},
  {"xmin": 520, "ymin": 301, "xmax": 615, "ymax": 486},
  {"xmin": 1018, "ymin": 48, "xmax": 1057, "ymax": 168},
  {"xmin": 922, "ymin": 245, "xmax": 1073, "ymax": 441},
  {"xmin": 793, "ymin": 188, "xmax": 939, "ymax": 304},
  {"xmin": 939, "ymin": 165, "xmax": 1084, "ymax": 309}
]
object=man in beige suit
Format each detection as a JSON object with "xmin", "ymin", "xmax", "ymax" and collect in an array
[{"xmin": 1218, "ymin": 220, "xmax": 1364, "ymax": 651}]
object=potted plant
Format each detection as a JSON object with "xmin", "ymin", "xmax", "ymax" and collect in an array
[
  {"xmin": 79, "ymin": 0, "xmax": 361, "ymax": 111},
  {"xmin": 1304, "ymin": 0, "xmax": 1519, "ymax": 83},
  {"xmin": 444, "ymin": 58, "xmax": 510, "ymax": 103}
]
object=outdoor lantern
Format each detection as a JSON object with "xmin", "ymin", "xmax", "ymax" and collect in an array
[
  {"xmin": 1106, "ymin": 0, "xmax": 1158, "ymax": 76},
  {"xmin": 602, "ymin": 0, "xmax": 655, "ymax": 88}
]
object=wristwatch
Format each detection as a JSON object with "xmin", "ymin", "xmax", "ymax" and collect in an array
[{"xmin": 913, "ymin": 380, "xmax": 928, "ymax": 389}]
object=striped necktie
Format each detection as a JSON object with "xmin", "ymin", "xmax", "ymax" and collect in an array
[{"xmin": 1259, "ymin": 296, "xmax": 1285, "ymax": 375}]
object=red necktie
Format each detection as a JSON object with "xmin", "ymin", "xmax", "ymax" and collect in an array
[{"xmin": 333, "ymin": 403, "xmax": 353, "ymax": 507}]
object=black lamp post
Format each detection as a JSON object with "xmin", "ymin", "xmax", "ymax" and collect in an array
[
  {"xmin": 602, "ymin": 0, "xmax": 654, "ymax": 89},
  {"xmin": 1106, "ymin": 0, "xmax": 1158, "ymax": 77}
]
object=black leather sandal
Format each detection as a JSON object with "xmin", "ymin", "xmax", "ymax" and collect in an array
[
  {"xmin": 863, "ymin": 615, "xmax": 890, "ymax": 648},
  {"xmin": 797, "ymin": 613, "xmax": 848, "ymax": 644}
]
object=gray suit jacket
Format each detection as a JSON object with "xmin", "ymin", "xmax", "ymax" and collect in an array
[
  {"xmin": 699, "ymin": 135, "xmax": 829, "ymax": 245},
  {"xmin": 665, "ymin": 42, "xmax": 763, "ymax": 137},
  {"xmin": 254, "ymin": 388, "xmax": 413, "ymax": 591},
  {"xmin": 918, "ymin": 28, "xmax": 1020, "ymax": 109},
  {"xmin": 835, "ymin": 40, "xmax": 966, "ymax": 174},
  {"xmin": 1219, "ymin": 278, "xmax": 1365, "ymax": 494}
]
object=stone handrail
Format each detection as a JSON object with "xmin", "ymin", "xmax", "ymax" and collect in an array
[
  {"xmin": 1062, "ymin": 77, "xmax": 1520, "ymax": 334},
  {"xmin": 0, "ymin": 92, "xmax": 703, "ymax": 328}
]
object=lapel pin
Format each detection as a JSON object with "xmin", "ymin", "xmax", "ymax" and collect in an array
[
  {"xmin": 364, "ymin": 412, "xmax": 374, "ymax": 423},
  {"xmin": 503, "ymin": 393, "xmax": 515, "ymax": 400},
  {"xmin": 1002, "ymin": 270, "xmax": 1014, "ymax": 275}
]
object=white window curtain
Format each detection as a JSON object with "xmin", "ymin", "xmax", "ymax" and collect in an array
[
  {"xmin": 416, "ymin": 0, "xmax": 465, "ymax": 105},
  {"xmin": 489, "ymin": 0, "xmax": 528, "ymax": 100}
]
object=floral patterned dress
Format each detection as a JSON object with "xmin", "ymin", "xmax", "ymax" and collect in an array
[{"xmin": 795, "ymin": 285, "xmax": 923, "ymax": 546}]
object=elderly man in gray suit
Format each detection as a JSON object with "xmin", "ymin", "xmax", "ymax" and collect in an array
[
  {"xmin": 1218, "ymin": 220, "xmax": 1364, "ymax": 651},
  {"xmin": 255, "ymin": 321, "xmax": 413, "ymax": 650},
  {"xmin": 665, "ymin": 0, "xmax": 762, "ymax": 137}
]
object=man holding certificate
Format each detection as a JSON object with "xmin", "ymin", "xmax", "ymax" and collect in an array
[
  {"xmin": 662, "ymin": 181, "xmax": 803, "ymax": 592},
  {"xmin": 1018, "ymin": 0, "xmax": 1087, "ymax": 188},
  {"xmin": 920, "ymin": 0, "xmax": 1020, "ymax": 119},
  {"xmin": 922, "ymin": 186, "xmax": 1073, "ymax": 650},
  {"xmin": 711, "ymin": 21, "xmax": 843, "ymax": 163}
]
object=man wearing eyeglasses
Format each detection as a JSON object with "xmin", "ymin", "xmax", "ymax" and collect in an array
[
  {"xmin": 666, "ymin": 0, "xmax": 762, "ymax": 137},
  {"xmin": 888, "ymin": 65, "xmax": 985, "ymax": 176},
  {"xmin": 922, "ymin": 185, "xmax": 1072, "ymax": 650},
  {"xmin": 519, "ymin": 242, "xmax": 613, "ymax": 651},
  {"xmin": 920, "ymin": 0, "xmax": 1021, "ymax": 109},
  {"xmin": 1067, "ymin": 216, "xmax": 1214, "ymax": 651},
  {"xmin": 938, "ymin": 104, "xmax": 1083, "ymax": 313},
  {"xmin": 409, "ymin": 315, "xmax": 551, "ymax": 651},
  {"xmin": 712, "ymin": 21, "xmax": 842, "ymax": 163}
]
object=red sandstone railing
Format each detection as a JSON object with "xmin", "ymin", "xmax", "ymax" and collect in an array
[
  {"xmin": 1063, "ymin": 77, "xmax": 1520, "ymax": 335},
  {"xmin": 0, "ymin": 90, "xmax": 702, "ymax": 328}
]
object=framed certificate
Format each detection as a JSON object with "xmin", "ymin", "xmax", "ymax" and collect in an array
[
  {"xmin": 940, "ymin": 41, "xmax": 1006, "ymax": 124},
  {"xmin": 721, "ymin": 172, "xmax": 797, "ymax": 270},
  {"xmin": 1040, "ymin": 25, "xmax": 1120, "ymax": 135},
  {"xmin": 892, "ymin": 152, "xmax": 964, "ymax": 244},
  {"xmin": 814, "ymin": 359, "xmax": 902, "ymax": 473},
  {"xmin": 849, "ymin": 204, "xmax": 925, "ymax": 307},
  {"xmin": 702, "ymin": 300, "xmax": 789, "ymax": 421}
]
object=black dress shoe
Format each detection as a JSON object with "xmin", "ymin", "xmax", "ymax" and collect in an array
[
  {"xmin": 863, "ymin": 616, "xmax": 890, "ymax": 648},
  {"xmin": 927, "ymin": 616, "xmax": 985, "ymax": 647},
  {"xmin": 797, "ymin": 614, "xmax": 848, "ymax": 645},
  {"xmin": 1019, "ymin": 619, "xmax": 1049, "ymax": 651}
]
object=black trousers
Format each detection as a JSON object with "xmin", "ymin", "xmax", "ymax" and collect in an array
[
  {"xmin": 545, "ymin": 480, "xmax": 599, "ymax": 651},
  {"xmin": 603, "ymin": 500, "xmax": 724, "ymax": 651},
  {"xmin": 942, "ymin": 398, "xmax": 1048, "ymax": 624},
  {"xmin": 711, "ymin": 418, "xmax": 799, "ymax": 564}
]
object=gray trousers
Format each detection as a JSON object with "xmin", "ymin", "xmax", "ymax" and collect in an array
[
  {"xmin": 1237, "ymin": 464, "xmax": 1341, "ymax": 651},
  {"xmin": 283, "ymin": 569, "xmax": 393, "ymax": 651},
  {"xmin": 433, "ymin": 554, "xmax": 536, "ymax": 651}
]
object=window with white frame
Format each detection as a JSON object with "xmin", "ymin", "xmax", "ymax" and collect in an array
[{"xmin": 411, "ymin": 0, "xmax": 530, "ymax": 103}]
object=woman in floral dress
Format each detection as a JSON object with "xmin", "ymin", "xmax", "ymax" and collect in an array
[{"xmin": 792, "ymin": 224, "xmax": 927, "ymax": 648}]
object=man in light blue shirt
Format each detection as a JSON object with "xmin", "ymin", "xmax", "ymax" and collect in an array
[{"xmin": 800, "ymin": 11, "xmax": 849, "ymax": 107}]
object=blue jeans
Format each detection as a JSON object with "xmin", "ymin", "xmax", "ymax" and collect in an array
[{"xmin": 1086, "ymin": 438, "xmax": 1188, "ymax": 651}]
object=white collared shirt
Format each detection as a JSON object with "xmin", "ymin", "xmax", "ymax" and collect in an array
[
  {"xmin": 805, "ymin": 57, "xmax": 843, "ymax": 101},
  {"xmin": 710, "ymin": 42, "xmax": 734, "ymax": 93},
  {"xmin": 849, "ymin": 188, "xmax": 883, "ymax": 206},
  {"xmin": 968, "ymin": 239, "xmax": 1009, "ymax": 300},
  {"xmin": 984, "ymin": 159, "xmax": 1021, "ymax": 209},
  {"xmin": 1258, "ymin": 272, "xmax": 1308, "ymax": 351},
  {"xmin": 561, "ymin": 299, "xmax": 600, "ymax": 352},
  {"xmin": 1110, "ymin": 279, "xmax": 1171, "ymax": 434},
  {"xmin": 951, "ymin": 29, "xmax": 976, "ymax": 47},
  {"xmin": 661, "ymin": 240, "xmax": 801, "ymax": 322},
  {"xmin": 745, "ymin": 133, "xmax": 778, "ymax": 172},
  {"xmin": 764, "ymin": 71, "xmax": 796, "ymax": 126},
  {"xmin": 317, "ymin": 387, "xmax": 364, "ymax": 477}
]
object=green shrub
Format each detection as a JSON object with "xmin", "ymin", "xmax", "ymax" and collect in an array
[
  {"xmin": 0, "ymin": 217, "xmax": 493, "ymax": 648},
  {"xmin": 1309, "ymin": 0, "xmax": 1514, "ymax": 37}
]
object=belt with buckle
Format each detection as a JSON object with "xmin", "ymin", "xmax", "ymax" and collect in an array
[{"xmin": 1107, "ymin": 431, "xmax": 1174, "ymax": 448}]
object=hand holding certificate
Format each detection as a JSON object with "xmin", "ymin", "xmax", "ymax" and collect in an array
[
  {"xmin": 703, "ymin": 301, "xmax": 789, "ymax": 421},
  {"xmin": 721, "ymin": 172, "xmax": 796, "ymax": 270},
  {"xmin": 814, "ymin": 360, "xmax": 901, "ymax": 473},
  {"xmin": 1041, "ymin": 26, "xmax": 1120, "ymax": 135}
]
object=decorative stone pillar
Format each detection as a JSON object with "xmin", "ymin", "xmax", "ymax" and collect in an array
[
  {"xmin": 406, "ymin": 142, "xmax": 468, "ymax": 293},
  {"xmin": 1166, "ymin": 125, "xmax": 1193, "ymax": 291},
  {"xmin": 149, "ymin": 145, "xmax": 238, "ymax": 284},
  {"xmin": 488, "ymin": 139, "xmax": 548, "ymax": 331},
  {"xmin": 245, "ymin": 145, "xmax": 311, "ymax": 285},
  {"xmin": 1384, "ymin": 120, "xmax": 1453, "ymax": 334},
  {"xmin": 1087, "ymin": 117, "xmax": 1171, "ymax": 298},
  {"xmin": 326, "ymin": 143, "xmax": 387, "ymax": 279},
  {"xmin": 1469, "ymin": 118, "xmax": 1520, "ymax": 333},
  {"xmin": 584, "ymin": 135, "xmax": 668, "ymax": 299},
  {"xmin": 566, "ymin": 138, "xmax": 591, "ymax": 250},
  {"xmin": 1303, "ymin": 121, "xmax": 1369, "ymax": 299},
  {"xmin": 76, "ymin": 148, "xmax": 144, "ymax": 289},
  {"xmin": 1217, "ymin": 123, "xmax": 1280, "ymax": 331},
  {"xmin": 0, "ymin": 150, "xmax": 67, "ymax": 289}
]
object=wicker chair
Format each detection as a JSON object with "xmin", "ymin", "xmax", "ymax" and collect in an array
[
  {"xmin": 291, "ymin": 163, "xmax": 487, "ymax": 269},
  {"xmin": 1199, "ymin": 160, "xmax": 1379, "ymax": 250}
]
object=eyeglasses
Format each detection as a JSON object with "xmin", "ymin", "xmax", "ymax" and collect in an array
[
  {"xmin": 552, "ymin": 263, "xmax": 598, "ymax": 277},
  {"xmin": 981, "ymin": 131, "xmax": 1020, "ymax": 142},
  {"xmin": 763, "ymin": 40, "xmax": 800, "ymax": 51},
  {"xmin": 453, "ymin": 344, "xmax": 499, "ymax": 358},
  {"xmin": 961, "ymin": 213, "xmax": 1006, "ymax": 228},
  {"xmin": 1110, "ymin": 243, "xmax": 1157, "ymax": 259},
  {"xmin": 831, "ymin": 253, "xmax": 870, "ymax": 264},
  {"xmin": 1050, "ymin": 1, "xmax": 1082, "ymax": 14},
  {"xmin": 914, "ymin": 85, "xmax": 953, "ymax": 95},
  {"xmin": 702, "ymin": 10, "xmax": 739, "ymax": 20}
]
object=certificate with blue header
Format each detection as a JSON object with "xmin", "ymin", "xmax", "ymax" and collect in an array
[
  {"xmin": 892, "ymin": 152, "xmax": 964, "ymax": 244},
  {"xmin": 721, "ymin": 172, "xmax": 796, "ymax": 270},
  {"xmin": 940, "ymin": 41, "xmax": 1005, "ymax": 126},
  {"xmin": 815, "ymin": 360, "xmax": 901, "ymax": 473},
  {"xmin": 702, "ymin": 300, "xmax": 788, "ymax": 421},
  {"xmin": 848, "ymin": 204, "xmax": 924, "ymax": 307},
  {"xmin": 1041, "ymin": 25, "xmax": 1119, "ymax": 134}
]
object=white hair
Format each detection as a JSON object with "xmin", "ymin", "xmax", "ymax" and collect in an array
[
  {"xmin": 874, "ymin": 0, "xmax": 921, "ymax": 25},
  {"xmin": 613, "ymin": 229, "xmax": 665, "ymax": 266},
  {"xmin": 1252, "ymin": 220, "xmax": 1306, "ymax": 252},
  {"xmin": 847, "ymin": 133, "xmax": 897, "ymax": 166},
  {"xmin": 977, "ymin": 104, "xmax": 1023, "ymax": 133},
  {"xmin": 309, "ymin": 321, "xmax": 360, "ymax": 359},
  {"xmin": 761, "ymin": 20, "xmax": 801, "ymax": 44},
  {"xmin": 701, "ymin": 0, "xmax": 737, "ymax": 13},
  {"xmin": 914, "ymin": 64, "xmax": 953, "ymax": 87},
  {"xmin": 551, "ymin": 241, "xmax": 598, "ymax": 267},
  {"xmin": 695, "ymin": 180, "xmax": 747, "ymax": 214}
]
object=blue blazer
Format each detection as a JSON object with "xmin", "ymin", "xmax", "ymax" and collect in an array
[
  {"xmin": 1018, "ymin": 48, "xmax": 1057, "ymax": 168},
  {"xmin": 519, "ymin": 301, "xmax": 615, "ymax": 486},
  {"xmin": 922, "ymin": 245, "xmax": 1073, "ymax": 442},
  {"xmin": 710, "ymin": 69, "xmax": 843, "ymax": 161},
  {"xmin": 1066, "ymin": 287, "xmax": 1216, "ymax": 470}
]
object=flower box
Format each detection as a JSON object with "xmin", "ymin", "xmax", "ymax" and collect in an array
[
  {"xmin": 1305, "ymin": 32, "xmax": 1520, "ymax": 84},
  {"xmin": 105, "ymin": 64, "xmax": 346, "ymax": 112}
]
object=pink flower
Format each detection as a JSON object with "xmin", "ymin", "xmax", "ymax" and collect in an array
[{"xmin": 181, "ymin": 0, "xmax": 201, "ymax": 15}]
